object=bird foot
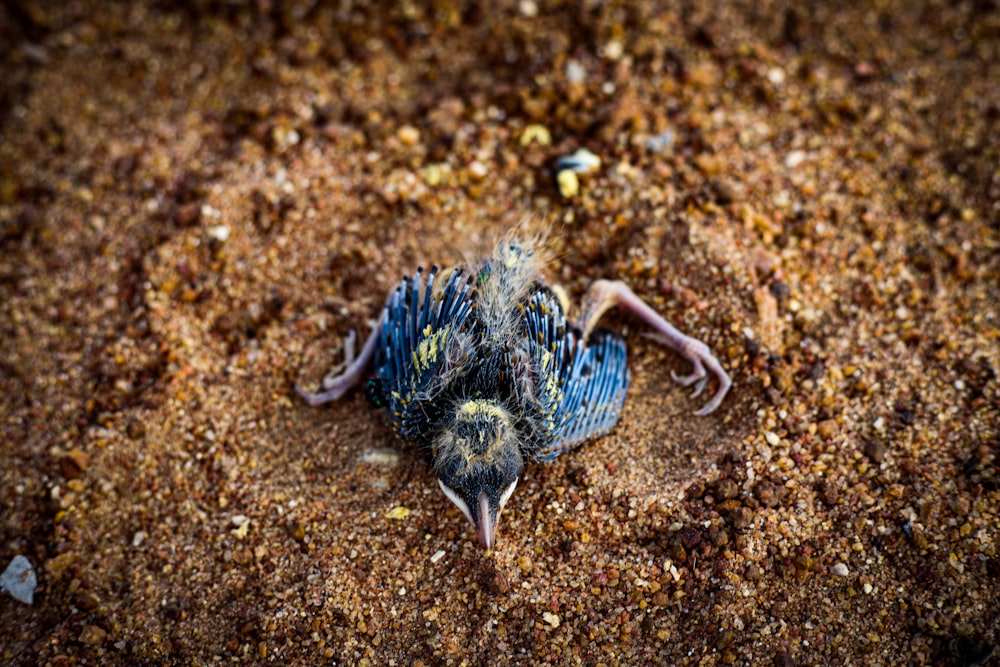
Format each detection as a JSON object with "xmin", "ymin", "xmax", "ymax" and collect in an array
[
  {"xmin": 296, "ymin": 323, "xmax": 380, "ymax": 406},
  {"xmin": 579, "ymin": 280, "xmax": 731, "ymax": 415}
]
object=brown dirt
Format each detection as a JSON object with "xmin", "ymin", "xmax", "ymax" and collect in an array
[{"xmin": 1, "ymin": 2, "xmax": 997, "ymax": 665}]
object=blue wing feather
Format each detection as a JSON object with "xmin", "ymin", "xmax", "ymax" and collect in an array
[
  {"xmin": 376, "ymin": 267, "xmax": 474, "ymax": 446},
  {"xmin": 549, "ymin": 330, "xmax": 628, "ymax": 456},
  {"xmin": 523, "ymin": 286, "xmax": 629, "ymax": 461}
]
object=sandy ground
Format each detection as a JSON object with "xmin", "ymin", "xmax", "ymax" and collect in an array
[{"xmin": 1, "ymin": 1, "xmax": 997, "ymax": 665}]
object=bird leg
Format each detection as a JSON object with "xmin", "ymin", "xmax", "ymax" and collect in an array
[
  {"xmin": 578, "ymin": 279, "xmax": 731, "ymax": 415},
  {"xmin": 319, "ymin": 329, "xmax": 357, "ymax": 385},
  {"xmin": 296, "ymin": 320, "xmax": 382, "ymax": 406}
]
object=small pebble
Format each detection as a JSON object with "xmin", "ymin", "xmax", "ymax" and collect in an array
[
  {"xmin": 207, "ymin": 225, "xmax": 230, "ymax": 242},
  {"xmin": 360, "ymin": 448, "xmax": 401, "ymax": 467},
  {"xmin": 784, "ymin": 150, "xmax": 806, "ymax": 169},
  {"xmin": 694, "ymin": 153, "xmax": 724, "ymax": 175},
  {"xmin": 0, "ymin": 555, "xmax": 37, "ymax": 604},
  {"xmin": 430, "ymin": 550, "xmax": 446, "ymax": 564},
  {"xmin": 557, "ymin": 170, "xmax": 579, "ymax": 198},
  {"xmin": 767, "ymin": 67, "xmax": 786, "ymax": 85},
  {"xmin": 422, "ymin": 164, "xmax": 443, "ymax": 187},
  {"xmin": 854, "ymin": 61, "xmax": 876, "ymax": 78},
  {"xmin": 467, "ymin": 161, "xmax": 489, "ymax": 181},
  {"xmin": 565, "ymin": 60, "xmax": 586, "ymax": 84},
  {"xmin": 386, "ymin": 506, "xmax": 411, "ymax": 520},
  {"xmin": 713, "ymin": 478, "xmax": 739, "ymax": 501},
  {"xmin": 603, "ymin": 40, "xmax": 623, "ymax": 60},
  {"xmin": 518, "ymin": 0, "xmax": 538, "ymax": 17},
  {"xmin": 396, "ymin": 125, "xmax": 420, "ymax": 146},
  {"xmin": 556, "ymin": 148, "xmax": 601, "ymax": 174},
  {"xmin": 711, "ymin": 177, "xmax": 741, "ymax": 203},
  {"xmin": 231, "ymin": 516, "xmax": 250, "ymax": 538},
  {"xmin": 864, "ymin": 440, "xmax": 887, "ymax": 463},
  {"xmin": 817, "ymin": 420, "xmax": 839, "ymax": 439},
  {"xmin": 542, "ymin": 611, "xmax": 561, "ymax": 628},
  {"xmin": 520, "ymin": 124, "xmax": 551, "ymax": 146},
  {"xmin": 831, "ymin": 562, "xmax": 850, "ymax": 577},
  {"xmin": 79, "ymin": 624, "xmax": 107, "ymax": 646},
  {"xmin": 644, "ymin": 130, "xmax": 676, "ymax": 154}
]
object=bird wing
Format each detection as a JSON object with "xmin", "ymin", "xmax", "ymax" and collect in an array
[
  {"xmin": 523, "ymin": 287, "xmax": 629, "ymax": 461},
  {"xmin": 376, "ymin": 266, "xmax": 475, "ymax": 445}
]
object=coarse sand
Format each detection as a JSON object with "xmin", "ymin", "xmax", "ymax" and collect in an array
[{"xmin": 1, "ymin": 2, "xmax": 997, "ymax": 665}]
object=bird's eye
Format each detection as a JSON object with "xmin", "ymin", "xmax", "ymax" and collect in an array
[
  {"xmin": 498, "ymin": 477, "xmax": 519, "ymax": 512},
  {"xmin": 437, "ymin": 479, "xmax": 475, "ymax": 527}
]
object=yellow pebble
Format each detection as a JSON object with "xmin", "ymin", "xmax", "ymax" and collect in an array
[
  {"xmin": 386, "ymin": 506, "xmax": 411, "ymax": 519},
  {"xmin": 557, "ymin": 169, "xmax": 579, "ymax": 198},
  {"xmin": 520, "ymin": 124, "xmax": 552, "ymax": 146},
  {"xmin": 397, "ymin": 125, "xmax": 420, "ymax": 146}
]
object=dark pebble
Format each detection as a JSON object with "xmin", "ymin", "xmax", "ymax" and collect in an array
[{"xmin": 864, "ymin": 440, "xmax": 888, "ymax": 463}]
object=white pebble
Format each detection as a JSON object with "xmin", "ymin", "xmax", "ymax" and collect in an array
[
  {"xmin": 518, "ymin": 0, "xmax": 538, "ymax": 17},
  {"xmin": 430, "ymin": 549, "xmax": 446, "ymax": 564},
  {"xmin": 603, "ymin": 40, "xmax": 623, "ymax": 60},
  {"xmin": 360, "ymin": 447, "xmax": 401, "ymax": 468},
  {"xmin": 831, "ymin": 562, "xmax": 850, "ymax": 577},
  {"xmin": 784, "ymin": 150, "xmax": 806, "ymax": 169},
  {"xmin": 207, "ymin": 224, "xmax": 230, "ymax": 241},
  {"xmin": 556, "ymin": 148, "xmax": 602, "ymax": 174},
  {"xmin": 565, "ymin": 60, "xmax": 586, "ymax": 85},
  {"xmin": 468, "ymin": 161, "xmax": 488, "ymax": 180},
  {"xmin": 0, "ymin": 555, "xmax": 37, "ymax": 605}
]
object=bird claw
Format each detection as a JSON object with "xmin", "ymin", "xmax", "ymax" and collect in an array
[
  {"xmin": 295, "ymin": 381, "xmax": 351, "ymax": 406},
  {"xmin": 669, "ymin": 367, "xmax": 705, "ymax": 389},
  {"xmin": 298, "ymin": 323, "xmax": 381, "ymax": 406},
  {"xmin": 670, "ymin": 363, "xmax": 710, "ymax": 398},
  {"xmin": 648, "ymin": 332, "xmax": 730, "ymax": 415},
  {"xmin": 321, "ymin": 329, "xmax": 358, "ymax": 389}
]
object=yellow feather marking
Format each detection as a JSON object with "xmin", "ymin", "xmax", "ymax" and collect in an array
[
  {"xmin": 544, "ymin": 370, "xmax": 560, "ymax": 402},
  {"xmin": 411, "ymin": 325, "xmax": 450, "ymax": 371},
  {"xmin": 455, "ymin": 400, "xmax": 515, "ymax": 468},
  {"xmin": 502, "ymin": 245, "xmax": 521, "ymax": 269},
  {"xmin": 458, "ymin": 399, "xmax": 508, "ymax": 420}
]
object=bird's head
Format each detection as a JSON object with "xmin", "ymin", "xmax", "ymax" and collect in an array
[{"xmin": 433, "ymin": 399, "xmax": 523, "ymax": 552}]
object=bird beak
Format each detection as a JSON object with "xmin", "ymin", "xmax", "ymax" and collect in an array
[{"xmin": 476, "ymin": 492, "xmax": 495, "ymax": 552}]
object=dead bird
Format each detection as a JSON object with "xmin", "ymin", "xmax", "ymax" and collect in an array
[{"xmin": 297, "ymin": 235, "xmax": 731, "ymax": 552}]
